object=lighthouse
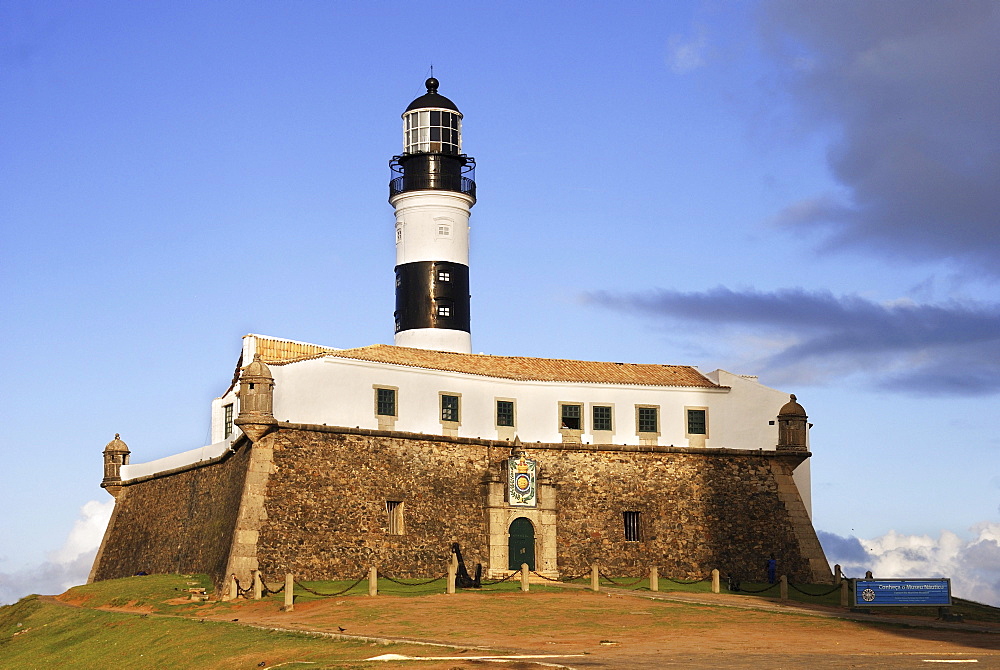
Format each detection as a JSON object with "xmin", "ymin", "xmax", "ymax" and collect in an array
[{"xmin": 389, "ymin": 78, "xmax": 476, "ymax": 353}]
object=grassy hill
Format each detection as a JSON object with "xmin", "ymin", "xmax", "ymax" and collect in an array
[{"xmin": 2, "ymin": 573, "xmax": 998, "ymax": 669}]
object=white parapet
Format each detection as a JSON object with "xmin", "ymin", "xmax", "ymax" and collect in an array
[{"xmin": 120, "ymin": 439, "xmax": 233, "ymax": 482}]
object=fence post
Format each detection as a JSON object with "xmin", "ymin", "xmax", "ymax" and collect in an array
[
  {"xmin": 369, "ymin": 566, "xmax": 378, "ymax": 597},
  {"xmin": 283, "ymin": 573, "xmax": 294, "ymax": 612},
  {"xmin": 779, "ymin": 575, "xmax": 788, "ymax": 601},
  {"xmin": 711, "ymin": 569, "xmax": 720, "ymax": 594},
  {"xmin": 591, "ymin": 564, "xmax": 600, "ymax": 593},
  {"xmin": 840, "ymin": 579, "xmax": 850, "ymax": 607},
  {"xmin": 649, "ymin": 566, "xmax": 658, "ymax": 592},
  {"xmin": 834, "ymin": 564, "xmax": 842, "ymax": 585},
  {"xmin": 447, "ymin": 561, "xmax": 456, "ymax": 595},
  {"xmin": 521, "ymin": 563, "xmax": 530, "ymax": 592},
  {"xmin": 252, "ymin": 570, "xmax": 262, "ymax": 600}
]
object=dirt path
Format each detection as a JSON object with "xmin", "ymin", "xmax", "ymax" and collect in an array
[{"xmin": 53, "ymin": 587, "xmax": 1000, "ymax": 669}]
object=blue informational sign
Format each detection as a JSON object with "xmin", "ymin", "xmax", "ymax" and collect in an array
[{"xmin": 853, "ymin": 579, "xmax": 951, "ymax": 607}]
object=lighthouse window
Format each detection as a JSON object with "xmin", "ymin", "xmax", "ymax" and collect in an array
[
  {"xmin": 437, "ymin": 224, "xmax": 450, "ymax": 236},
  {"xmin": 438, "ymin": 271, "xmax": 450, "ymax": 282},
  {"xmin": 223, "ymin": 404, "xmax": 233, "ymax": 439},
  {"xmin": 438, "ymin": 305, "xmax": 451, "ymax": 317},
  {"xmin": 404, "ymin": 110, "xmax": 461, "ymax": 154}
]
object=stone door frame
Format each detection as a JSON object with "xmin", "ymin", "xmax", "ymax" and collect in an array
[{"xmin": 484, "ymin": 466, "xmax": 557, "ymax": 579}]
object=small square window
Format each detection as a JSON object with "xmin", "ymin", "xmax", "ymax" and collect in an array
[
  {"xmin": 441, "ymin": 394, "xmax": 459, "ymax": 422},
  {"xmin": 438, "ymin": 305, "xmax": 451, "ymax": 317},
  {"xmin": 687, "ymin": 409, "xmax": 707, "ymax": 435},
  {"xmin": 561, "ymin": 404, "xmax": 582, "ymax": 430},
  {"xmin": 438, "ymin": 271, "xmax": 451, "ymax": 282},
  {"xmin": 623, "ymin": 511, "xmax": 642, "ymax": 541},
  {"xmin": 376, "ymin": 388, "xmax": 396, "ymax": 416},
  {"xmin": 496, "ymin": 400, "xmax": 514, "ymax": 427},
  {"xmin": 223, "ymin": 403, "xmax": 234, "ymax": 439},
  {"xmin": 593, "ymin": 405, "xmax": 612, "ymax": 432},
  {"xmin": 437, "ymin": 225, "xmax": 450, "ymax": 236},
  {"xmin": 638, "ymin": 407, "xmax": 658, "ymax": 433}
]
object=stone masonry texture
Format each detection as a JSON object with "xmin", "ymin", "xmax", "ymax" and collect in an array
[
  {"xmin": 255, "ymin": 426, "xmax": 817, "ymax": 583},
  {"xmin": 91, "ymin": 446, "xmax": 250, "ymax": 586},
  {"xmin": 93, "ymin": 425, "xmax": 825, "ymax": 586}
]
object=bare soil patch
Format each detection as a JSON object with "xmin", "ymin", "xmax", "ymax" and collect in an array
[{"xmin": 188, "ymin": 588, "xmax": 1000, "ymax": 668}]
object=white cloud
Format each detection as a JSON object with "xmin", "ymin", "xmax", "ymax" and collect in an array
[
  {"xmin": 0, "ymin": 499, "xmax": 114, "ymax": 605},
  {"xmin": 820, "ymin": 523, "xmax": 1000, "ymax": 606},
  {"xmin": 667, "ymin": 31, "xmax": 708, "ymax": 73}
]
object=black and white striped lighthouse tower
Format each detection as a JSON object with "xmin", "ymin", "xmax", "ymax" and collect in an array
[{"xmin": 389, "ymin": 78, "xmax": 476, "ymax": 353}]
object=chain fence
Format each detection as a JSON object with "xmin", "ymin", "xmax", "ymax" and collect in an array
[
  {"xmin": 478, "ymin": 571, "xmax": 520, "ymax": 589},
  {"xmin": 530, "ymin": 570, "xmax": 590, "ymax": 583},
  {"xmin": 598, "ymin": 570, "xmax": 647, "ymax": 588},
  {"xmin": 294, "ymin": 573, "xmax": 368, "ymax": 597},
  {"xmin": 380, "ymin": 572, "xmax": 448, "ymax": 587},
  {"xmin": 788, "ymin": 581, "xmax": 842, "ymax": 597},
  {"xmin": 662, "ymin": 574, "xmax": 711, "ymax": 585}
]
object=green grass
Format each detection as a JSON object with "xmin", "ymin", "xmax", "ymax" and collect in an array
[
  {"xmin": 61, "ymin": 573, "xmax": 215, "ymax": 614},
  {"xmin": 4, "ymin": 572, "xmax": 998, "ymax": 669},
  {"xmin": 0, "ymin": 594, "xmax": 383, "ymax": 670}
]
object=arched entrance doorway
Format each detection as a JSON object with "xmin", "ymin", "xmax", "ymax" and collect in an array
[{"xmin": 508, "ymin": 517, "xmax": 535, "ymax": 570}]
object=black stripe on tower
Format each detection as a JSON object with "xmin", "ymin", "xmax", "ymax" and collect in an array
[{"xmin": 394, "ymin": 261, "xmax": 470, "ymax": 333}]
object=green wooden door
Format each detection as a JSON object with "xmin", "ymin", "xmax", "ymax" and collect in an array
[{"xmin": 508, "ymin": 517, "xmax": 535, "ymax": 570}]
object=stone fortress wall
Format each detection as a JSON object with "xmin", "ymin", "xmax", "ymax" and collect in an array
[
  {"xmin": 89, "ymin": 446, "xmax": 250, "ymax": 585},
  {"xmin": 91, "ymin": 424, "xmax": 829, "ymax": 588}
]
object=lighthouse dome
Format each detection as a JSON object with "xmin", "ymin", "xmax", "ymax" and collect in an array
[{"xmin": 405, "ymin": 78, "xmax": 460, "ymax": 113}]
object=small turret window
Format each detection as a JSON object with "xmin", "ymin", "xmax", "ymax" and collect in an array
[
  {"xmin": 404, "ymin": 109, "xmax": 461, "ymax": 154},
  {"xmin": 223, "ymin": 403, "xmax": 233, "ymax": 439}
]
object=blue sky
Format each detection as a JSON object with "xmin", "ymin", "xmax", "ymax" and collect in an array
[{"xmin": 2, "ymin": 1, "xmax": 999, "ymax": 604}]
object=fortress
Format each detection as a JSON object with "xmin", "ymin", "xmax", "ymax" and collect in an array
[{"xmin": 89, "ymin": 79, "xmax": 832, "ymax": 592}]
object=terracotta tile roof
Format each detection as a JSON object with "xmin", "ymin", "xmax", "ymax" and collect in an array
[{"xmin": 251, "ymin": 335, "xmax": 719, "ymax": 388}]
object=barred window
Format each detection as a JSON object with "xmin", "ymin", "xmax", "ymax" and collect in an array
[
  {"xmin": 623, "ymin": 511, "xmax": 642, "ymax": 541},
  {"xmin": 223, "ymin": 404, "xmax": 234, "ymax": 439},
  {"xmin": 687, "ymin": 409, "xmax": 707, "ymax": 435},
  {"xmin": 386, "ymin": 500, "xmax": 404, "ymax": 535},
  {"xmin": 593, "ymin": 405, "xmax": 612, "ymax": 431},
  {"xmin": 441, "ymin": 394, "xmax": 459, "ymax": 422},
  {"xmin": 496, "ymin": 400, "xmax": 514, "ymax": 427},
  {"xmin": 376, "ymin": 388, "xmax": 396, "ymax": 416},
  {"xmin": 561, "ymin": 404, "xmax": 582, "ymax": 430},
  {"xmin": 638, "ymin": 407, "xmax": 658, "ymax": 433}
]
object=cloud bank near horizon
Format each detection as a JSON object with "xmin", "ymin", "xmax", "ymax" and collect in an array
[
  {"xmin": 760, "ymin": 0, "xmax": 1000, "ymax": 275},
  {"xmin": 819, "ymin": 523, "xmax": 1000, "ymax": 607},
  {"xmin": 588, "ymin": 287, "xmax": 1000, "ymax": 395},
  {"xmin": 0, "ymin": 499, "xmax": 113, "ymax": 606}
]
